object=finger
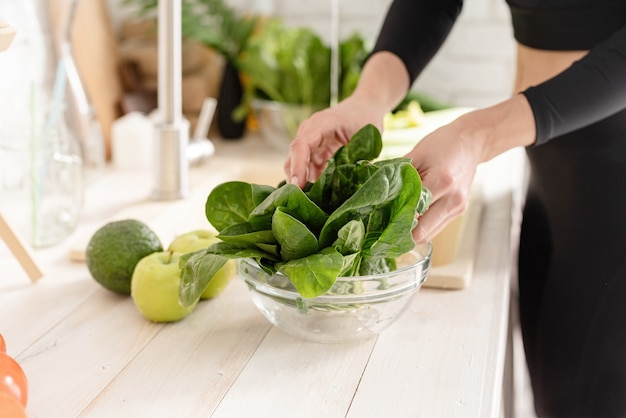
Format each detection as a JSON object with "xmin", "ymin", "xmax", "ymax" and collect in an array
[
  {"xmin": 287, "ymin": 139, "xmax": 312, "ymax": 188},
  {"xmin": 283, "ymin": 154, "xmax": 292, "ymax": 181},
  {"xmin": 418, "ymin": 170, "xmax": 455, "ymax": 203},
  {"xmin": 412, "ymin": 199, "xmax": 462, "ymax": 243}
]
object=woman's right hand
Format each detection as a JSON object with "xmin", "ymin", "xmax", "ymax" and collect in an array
[
  {"xmin": 285, "ymin": 51, "xmax": 412, "ymax": 188},
  {"xmin": 284, "ymin": 95, "xmax": 386, "ymax": 188}
]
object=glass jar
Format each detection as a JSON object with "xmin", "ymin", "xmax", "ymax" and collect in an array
[
  {"xmin": 0, "ymin": 0, "xmax": 85, "ymax": 248},
  {"xmin": 0, "ymin": 103, "xmax": 84, "ymax": 248}
]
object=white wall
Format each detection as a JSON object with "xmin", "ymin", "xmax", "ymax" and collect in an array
[{"xmin": 109, "ymin": 0, "xmax": 518, "ymax": 108}]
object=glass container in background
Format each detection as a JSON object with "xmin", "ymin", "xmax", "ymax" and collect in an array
[
  {"xmin": 0, "ymin": 0, "xmax": 85, "ymax": 248},
  {"xmin": 61, "ymin": 0, "xmax": 106, "ymax": 180}
]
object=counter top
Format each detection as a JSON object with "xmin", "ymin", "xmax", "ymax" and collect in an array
[{"xmin": 0, "ymin": 135, "xmax": 526, "ymax": 418}]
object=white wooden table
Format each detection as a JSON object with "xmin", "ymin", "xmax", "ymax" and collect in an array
[{"xmin": 0, "ymin": 135, "xmax": 526, "ymax": 418}]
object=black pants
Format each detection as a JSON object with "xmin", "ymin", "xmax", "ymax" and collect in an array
[{"xmin": 519, "ymin": 109, "xmax": 626, "ymax": 417}]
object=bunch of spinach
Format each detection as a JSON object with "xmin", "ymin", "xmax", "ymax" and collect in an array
[
  {"xmin": 233, "ymin": 18, "xmax": 369, "ymax": 121},
  {"xmin": 178, "ymin": 124, "xmax": 432, "ymax": 306}
]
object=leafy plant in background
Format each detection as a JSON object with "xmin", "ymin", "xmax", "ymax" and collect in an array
[
  {"xmin": 124, "ymin": 0, "xmax": 259, "ymax": 64},
  {"xmin": 234, "ymin": 18, "xmax": 369, "ymax": 117},
  {"xmin": 178, "ymin": 124, "xmax": 432, "ymax": 306},
  {"xmin": 123, "ymin": 0, "xmax": 448, "ymax": 119},
  {"xmin": 123, "ymin": 0, "xmax": 260, "ymax": 137}
]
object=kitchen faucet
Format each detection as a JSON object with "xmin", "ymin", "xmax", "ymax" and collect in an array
[{"xmin": 152, "ymin": 0, "xmax": 189, "ymax": 200}]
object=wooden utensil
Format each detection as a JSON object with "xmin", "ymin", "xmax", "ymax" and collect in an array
[
  {"xmin": 0, "ymin": 19, "xmax": 16, "ymax": 52},
  {"xmin": 0, "ymin": 213, "xmax": 44, "ymax": 282},
  {"xmin": 47, "ymin": 0, "xmax": 124, "ymax": 160}
]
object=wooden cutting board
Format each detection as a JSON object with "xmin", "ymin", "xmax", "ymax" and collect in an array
[
  {"xmin": 47, "ymin": 0, "xmax": 123, "ymax": 160},
  {"xmin": 423, "ymin": 183, "xmax": 483, "ymax": 290}
]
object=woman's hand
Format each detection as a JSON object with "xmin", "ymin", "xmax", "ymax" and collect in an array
[
  {"xmin": 284, "ymin": 51, "xmax": 412, "ymax": 188},
  {"xmin": 284, "ymin": 95, "xmax": 386, "ymax": 188},
  {"xmin": 406, "ymin": 120, "xmax": 482, "ymax": 244},
  {"xmin": 408, "ymin": 95, "xmax": 536, "ymax": 243}
]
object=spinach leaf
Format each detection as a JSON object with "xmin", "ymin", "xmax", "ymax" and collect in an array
[
  {"xmin": 249, "ymin": 183, "xmax": 328, "ymax": 233},
  {"xmin": 359, "ymin": 256, "xmax": 397, "ymax": 276},
  {"xmin": 218, "ymin": 223, "xmax": 277, "ymax": 244},
  {"xmin": 335, "ymin": 163, "xmax": 379, "ymax": 208},
  {"xmin": 416, "ymin": 186, "xmax": 433, "ymax": 215},
  {"xmin": 333, "ymin": 123, "xmax": 382, "ymax": 165},
  {"xmin": 276, "ymin": 247, "xmax": 345, "ymax": 298},
  {"xmin": 217, "ymin": 224, "xmax": 280, "ymax": 258},
  {"xmin": 363, "ymin": 161, "xmax": 423, "ymax": 259},
  {"xmin": 306, "ymin": 159, "xmax": 335, "ymax": 208},
  {"xmin": 179, "ymin": 242, "xmax": 275, "ymax": 305},
  {"xmin": 205, "ymin": 181, "xmax": 275, "ymax": 231},
  {"xmin": 333, "ymin": 219, "xmax": 365, "ymax": 255},
  {"xmin": 307, "ymin": 124, "xmax": 383, "ymax": 212},
  {"xmin": 333, "ymin": 220, "xmax": 365, "ymax": 276},
  {"xmin": 318, "ymin": 161, "xmax": 417, "ymax": 250},
  {"xmin": 272, "ymin": 207, "xmax": 319, "ymax": 261}
]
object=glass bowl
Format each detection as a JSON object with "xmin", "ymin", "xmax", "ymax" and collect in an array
[
  {"xmin": 251, "ymin": 99, "xmax": 323, "ymax": 152},
  {"xmin": 237, "ymin": 243, "xmax": 432, "ymax": 343}
]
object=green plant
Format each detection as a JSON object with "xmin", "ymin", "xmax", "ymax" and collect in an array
[
  {"xmin": 236, "ymin": 18, "xmax": 368, "ymax": 110},
  {"xmin": 124, "ymin": 0, "xmax": 259, "ymax": 63},
  {"xmin": 178, "ymin": 124, "xmax": 432, "ymax": 305}
]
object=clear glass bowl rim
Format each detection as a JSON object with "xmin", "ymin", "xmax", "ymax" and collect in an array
[{"xmin": 238, "ymin": 242, "xmax": 432, "ymax": 304}]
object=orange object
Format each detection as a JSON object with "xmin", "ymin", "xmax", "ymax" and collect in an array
[
  {"xmin": 0, "ymin": 334, "xmax": 5, "ymax": 352},
  {"xmin": 0, "ymin": 353, "xmax": 28, "ymax": 408},
  {"xmin": 0, "ymin": 391, "xmax": 27, "ymax": 418}
]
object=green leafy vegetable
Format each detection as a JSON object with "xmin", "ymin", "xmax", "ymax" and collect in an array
[
  {"xmin": 236, "ymin": 19, "xmax": 369, "ymax": 113},
  {"xmin": 179, "ymin": 124, "xmax": 432, "ymax": 306},
  {"xmin": 205, "ymin": 181, "xmax": 276, "ymax": 231},
  {"xmin": 277, "ymin": 247, "xmax": 345, "ymax": 298},
  {"xmin": 248, "ymin": 183, "xmax": 328, "ymax": 233},
  {"xmin": 272, "ymin": 208, "xmax": 319, "ymax": 261},
  {"xmin": 123, "ymin": 0, "xmax": 259, "ymax": 63}
]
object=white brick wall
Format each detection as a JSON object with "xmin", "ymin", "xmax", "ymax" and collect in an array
[
  {"xmin": 416, "ymin": 0, "xmax": 517, "ymax": 107},
  {"xmin": 110, "ymin": 0, "xmax": 518, "ymax": 108}
]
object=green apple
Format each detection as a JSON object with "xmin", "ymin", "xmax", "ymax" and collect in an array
[
  {"xmin": 168, "ymin": 229, "xmax": 219, "ymax": 253},
  {"xmin": 131, "ymin": 251, "xmax": 198, "ymax": 322},
  {"xmin": 168, "ymin": 229, "xmax": 236, "ymax": 299}
]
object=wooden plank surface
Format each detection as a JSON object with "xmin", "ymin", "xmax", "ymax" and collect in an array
[
  {"xmin": 80, "ymin": 279, "xmax": 272, "ymax": 417},
  {"xmin": 211, "ymin": 330, "xmax": 376, "ymax": 418},
  {"xmin": 425, "ymin": 186, "xmax": 483, "ymax": 289}
]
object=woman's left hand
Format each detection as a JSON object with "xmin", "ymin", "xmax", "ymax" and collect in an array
[
  {"xmin": 406, "ymin": 119, "xmax": 482, "ymax": 244},
  {"xmin": 408, "ymin": 94, "xmax": 536, "ymax": 243}
]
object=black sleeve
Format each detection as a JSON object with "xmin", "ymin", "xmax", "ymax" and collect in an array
[
  {"xmin": 523, "ymin": 26, "xmax": 626, "ymax": 145},
  {"xmin": 370, "ymin": 0, "xmax": 464, "ymax": 83}
]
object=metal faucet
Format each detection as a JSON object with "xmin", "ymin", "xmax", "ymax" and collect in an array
[{"xmin": 152, "ymin": 0, "xmax": 189, "ymax": 200}]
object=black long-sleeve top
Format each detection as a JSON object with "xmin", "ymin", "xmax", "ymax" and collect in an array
[{"xmin": 371, "ymin": 0, "xmax": 626, "ymax": 145}]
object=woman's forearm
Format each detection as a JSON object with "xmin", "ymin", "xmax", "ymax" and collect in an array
[
  {"xmin": 349, "ymin": 51, "xmax": 411, "ymax": 116},
  {"xmin": 455, "ymin": 94, "xmax": 536, "ymax": 163}
]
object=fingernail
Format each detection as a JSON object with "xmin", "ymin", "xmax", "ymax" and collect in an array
[{"xmin": 291, "ymin": 176, "xmax": 298, "ymax": 185}]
